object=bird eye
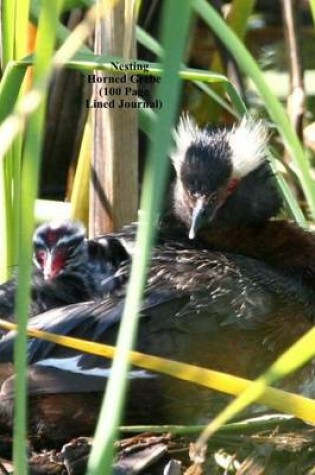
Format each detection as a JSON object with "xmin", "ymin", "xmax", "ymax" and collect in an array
[
  {"xmin": 187, "ymin": 187, "xmax": 199, "ymax": 198},
  {"xmin": 36, "ymin": 250, "xmax": 46, "ymax": 266}
]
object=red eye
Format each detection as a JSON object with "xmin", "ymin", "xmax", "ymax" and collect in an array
[
  {"xmin": 227, "ymin": 177, "xmax": 240, "ymax": 194},
  {"xmin": 36, "ymin": 250, "xmax": 46, "ymax": 266}
]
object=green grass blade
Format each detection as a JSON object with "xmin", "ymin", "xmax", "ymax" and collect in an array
[
  {"xmin": 0, "ymin": 38, "xmax": 28, "ymax": 283},
  {"xmin": 11, "ymin": 0, "xmax": 31, "ymax": 269},
  {"xmin": 14, "ymin": 0, "xmax": 31, "ymax": 59},
  {"xmin": 55, "ymin": 51, "xmax": 248, "ymax": 116},
  {"xmin": 0, "ymin": 0, "xmax": 16, "ymax": 282},
  {"xmin": 136, "ymin": 26, "xmax": 239, "ymax": 117},
  {"xmin": 86, "ymin": 1, "xmax": 193, "ymax": 473},
  {"xmin": 13, "ymin": 1, "xmax": 64, "ymax": 473},
  {"xmin": 0, "ymin": 63, "xmax": 26, "ymax": 122},
  {"xmin": 225, "ymin": 0, "xmax": 255, "ymax": 38},
  {"xmin": 193, "ymin": 0, "xmax": 315, "ymax": 219},
  {"xmin": 193, "ymin": 326, "xmax": 315, "ymax": 459},
  {"xmin": 29, "ymin": 0, "xmax": 92, "ymax": 53},
  {"xmin": 0, "ymin": 0, "xmax": 15, "ymax": 67},
  {"xmin": 31, "ymin": 0, "xmax": 89, "ymax": 15},
  {"xmin": 119, "ymin": 414, "xmax": 294, "ymax": 435},
  {"xmin": 0, "ymin": 162, "xmax": 8, "ymax": 281},
  {"xmin": 194, "ymin": 0, "xmax": 255, "ymax": 122},
  {"xmin": 0, "ymin": 56, "xmax": 246, "ymax": 163},
  {"xmin": 1, "ymin": 0, "xmax": 30, "ymax": 278},
  {"xmin": 268, "ymin": 154, "xmax": 307, "ymax": 227}
]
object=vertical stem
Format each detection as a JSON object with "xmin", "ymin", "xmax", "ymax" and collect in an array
[
  {"xmin": 87, "ymin": 0, "xmax": 192, "ymax": 473},
  {"xmin": 90, "ymin": 0, "xmax": 138, "ymax": 236},
  {"xmin": 13, "ymin": 2, "xmax": 63, "ymax": 473}
]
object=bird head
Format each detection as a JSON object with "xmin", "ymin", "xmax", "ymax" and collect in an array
[
  {"xmin": 33, "ymin": 221, "xmax": 87, "ymax": 280},
  {"xmin": 171, "ymin": 115, "xmax": 274, "ymax": 238}
]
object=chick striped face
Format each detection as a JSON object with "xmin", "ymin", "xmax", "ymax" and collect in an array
[{"xmin": 33, "ymin": 221, "xmax": 86, "ymax": 280}]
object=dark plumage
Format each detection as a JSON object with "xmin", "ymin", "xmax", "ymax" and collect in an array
[
  {"xmin": 170, "ymin": 116, "xmax": 315, "ymax": 293},
  {"xmin": 0, "ymin": 221, "xmax": 128, "ymax": 321},
  {"xmin": 0, "ymin": 235, "xmax": 314, "ymax": 445},
  {"xmin": 0, "ymin": 115, "xmax": 314, "ymax": 445},
  {"xmin": 171, "ymin": 116, "xmax": 282, "ymax": 237}
]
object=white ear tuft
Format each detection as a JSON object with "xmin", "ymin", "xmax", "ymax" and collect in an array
[
  {"xmin": 228, "ymin": 117, "xmax": 268, "ymax": 178},
  {"xmin": 171, "ymin": 114, "xmax": 200, "ymax": 173}
]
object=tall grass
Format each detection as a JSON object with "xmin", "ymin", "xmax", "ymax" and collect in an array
[
  {"xmin": 193, "ymin": 0, "xmax": 315, "ymax": 219},
  {"xmin": 0, "ymin": 1, "xmax": 314, "ymax": 473},
  {"xmin": 0, "ymin": 0, "xmax": 30, "ymax": 282},
  {"xmin": 86, "ymin": 1, "xmax": 193, "ymax": 472},
  {"xmin": 9, "ymin": 2, "xmax": 64, "ymax": 473}
]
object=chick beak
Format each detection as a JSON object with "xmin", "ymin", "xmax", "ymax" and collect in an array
[
  {"xmin": 43, "ymin": 252, "xmax": 53, "ymax": 280},
  {"xmin": 189, "ymin": 196, "xmax": 216, "ymax": 240}
]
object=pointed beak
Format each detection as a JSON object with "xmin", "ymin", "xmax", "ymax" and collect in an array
[
  {"xmin": 43, "ymin": 253, "xmax": 53, "ymax": 280},
  {"xmin": 189, "ymin": 197, "xmax": 216, "ymax": 240}
]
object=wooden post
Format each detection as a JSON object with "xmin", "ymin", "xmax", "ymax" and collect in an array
[{"xmin": 90, "ymin": 0, "xmax": 138, "ymax": 237}]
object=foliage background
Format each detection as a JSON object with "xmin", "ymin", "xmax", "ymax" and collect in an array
[{"xmin": 0, "ymin": 0, "xmax": 315, "ymax": 473}]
